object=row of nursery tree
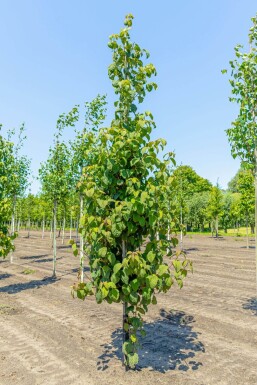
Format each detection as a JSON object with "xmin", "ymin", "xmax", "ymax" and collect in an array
[
  {"xmin": 1, "ymin": 12, "xmax": 257, "ymax": 369},
  {"xmin": 3, "ymin": 164, "xmax": 255, "ymax": 240}
]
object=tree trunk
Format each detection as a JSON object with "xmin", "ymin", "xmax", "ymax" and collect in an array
[
  {"xmin": 180, "ymin": 204, "xmax": 183, "ymax": 250},
  {"xmin": 76, "ymin": 219, "xmax": 79, "ymax": 243},
  {"xmin": 215, "ymin": 217, "xmax": 218, "ymax": 238},
  {"xmin": 27, "ymin": 217, "xmax": 30, "ymax": 238},
  {"xmin": 254, "ymin": 148, "xmax": 257, "ymax": 290},
  {"xmin": 122, "ymin": 239, "xmax": 129, "ymax": 371},
  {"xmin": 50, "ymin": 219, "xmax": 53, "ymax": 239},
  {"xmin": 70, "ymin": 215, "xmax": 72, "ymax": 240},
  {"xmin": 246, "ymin": 214, "xmax": 249, "ymax": 249},
  {"xmin": 62, "ymin": 216, "xmax": 65, "ymax": 245},
  {"xmin": 42, "ymin": 216, "xmax": 45, "ymax": 239},
  {"xmin": 10, "ymin": 196, "xmax": 16, "ymax": 264},
  {"xmin": 53, "ymin": 200, "xmax": 57, "ymax": 278},
  {"xmin": 79, "ymin": 195, "xmax": 84, "ymax": 283}
]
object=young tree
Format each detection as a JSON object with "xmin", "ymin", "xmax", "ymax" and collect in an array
[
  {"xmin": 0, "ymin": 128, "xmax": 16, "ymax": 257},
  {"xmin": 207, "ymin": 185, "xmax": 223, "ymax": 238},
  {"xmin": 39, "ymin": 110, "xmax": 77, "ymax": 278},
  {"xmin": 237, "ymin": 170, "xmax": 255, "ymax": 248},
  {"xmin": 224, "ymin": 14, "xmax": 257, "ymax": 282},
  {"xmin": 72, "ymin": 14, "xmax": 192, "ymax": 369},
  {"xmin": 186, "ymin": 191, "xmax": 210, "ymax": 232},
  {"xmin": 70, "ymin": 95, "xmax": 107, "ymax": 282},
  {"xmin": 7, "ymin": 125, "xmax": 31, "ymax": 237}
]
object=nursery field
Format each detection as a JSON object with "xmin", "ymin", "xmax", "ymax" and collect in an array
[{"xmin": 0, "ymin": 232, "xmax": 257, "ymax": 385}]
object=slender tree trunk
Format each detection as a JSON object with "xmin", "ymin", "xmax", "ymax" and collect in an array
[
  {"xmin": 62, "ymin": 215, "xmax": 65, "ymax": 245},
  {"xmin": 53, "ymin": 200, "xmax": 57, "ymax": 278},
  {"xmin": 180, "ymin": 204, "xmax": 183, "ymax": 249},
  {"xmin": 76, "ymin": 219, "xmax": 79, "ymax": 243},
  {"xmin": 246, "ymin": 214, "xmax": 249, "ymax": 249},
  {"xmin": 70, "ymin": 215, "xmax": 72, "ymax": 240},
  {"xmin": 254, "ymin": 148, "xmax": 257, "ymax": 290},
  {"xmin": 10, "ymin": 196, "xmax": 16, "ymax": 264},
  {"xmin": 27, "ymin": 217, "xmax": 30, "ymax": 238},
  {"xmin": 215, "ymin": 217, "xmax": 218, "ymax": 238},
  {"xmin": 122, "ymin": 239, "xmax": 129, "ymax": 371},
  {"xmin": 79, "ymin": 195, "xmax": 84, "ymax": 283},
  {"xmin": 50, "ymin": 219, "xmax": 53, "ymax": 239},
  {"xmin": 42, "ymin": 216, "xmax": 45, "ymax": 239}
]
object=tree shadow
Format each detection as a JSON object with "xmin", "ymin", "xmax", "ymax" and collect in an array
[
  {"xmin": 184, "ymin": 248, "xmax": 199, "ymax": 252},
  {"xmin": 33, "ymin": 257, "xmax": 62, "ymax": 263},
  {"xmin": 21, "ymin": 254, "xmax": 48, "ymax": 260},
  {"xmin": 0, "ymin": 277, "xmax": 59, "ymax": 294},
  {"xmin": 0, "ymin": 273, "xmax": 13, "ymax": 280},
  {"xmin": 240, "ymin": 246, "xmax": 255, "ymax": 249},
  {"xmin": 242, "ymin": 298, "xmax": 257, "ymax": 316},
  {"xmin": 97, "ymin": 309, "xmax": 204, "ymax": 373},
  {"xmin": 71, "ymin": 266, "xmax": 90, "ymax": 273}
]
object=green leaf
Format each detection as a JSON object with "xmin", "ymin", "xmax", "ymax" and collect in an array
[
  {"xmin": 146, "ymin": 250, "xmax": 155, "ymax": 263},
  {"xmin": 113, "ymin": 263, "xmax": 122, "ymax": 274},
  {"xmin": 99, "ymin": 247, "xmax": 107, "ymax": 258},
  {"xmin": 157, "ymin": 264, "xmax": 168, "ymax": 276},
  {"xmin": 127, "ymin": 353, "xmax": 139, "ymax": 368},
  {"xmin": 146, "ymin": 274, "xmax": 158, "ymax": 289},
  {"xmin": 130, "ymin": 334, "xmax": 137, "ymax": 343},
  {"xmin": 129, "ymin": 291, "xmax": 139, "ymax": 304},
  {"xmin": 110, "ymin": 288, "xmax": 119, "ymax": 302}
]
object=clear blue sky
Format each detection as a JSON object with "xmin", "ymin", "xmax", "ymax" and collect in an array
[{"xmin": 1, "ymin": 0, "xmax": 256, "ymax": 193}]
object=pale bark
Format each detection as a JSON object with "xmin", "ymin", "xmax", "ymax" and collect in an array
[
  {"xmin": 53, "ymin": 200, "xmax": 57, "ymax": 278},
  {"xmin": 246, "ymin": 214, "xmax": 249, "ymax": 249},
  {"xmin": 79, "ymin": 195, "xmax": 84, "ymax": 283},
  {"xmin": 42, "ymin": 216, "xmax": 45, "ymax": 239},
  {"xmin": 62, "ymin": 216, "xmax": 65, "ymax": 245},
  {"xmin": 254, "ymin": 148, "xmax": 257, "ymax": 290},
  {"xmin": 122, "ymin": 239, "xmax": 128, "ymax": 371}
]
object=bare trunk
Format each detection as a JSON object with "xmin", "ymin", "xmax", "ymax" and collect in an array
[
  {"xmin": 10, "ymin": 197, "xmax": 16, "ymax": 264},
  {"xmin": 53, "ymin": 200, "xmax": 57, "ymax": 278},
  {"xmin": 246, "ymin": 214, "xmax": 249, "ymax": 249},
  {"xmin": 180, "ymin": 204, "xmax": 183, "ymax": 249},
  {"xmin": 62, "ymin": 216, "xmax": 65, "ymax": 245},
  {"xmin": 27, "ymin": 217, "xmax": 30, "ymax": 238},
  {"xmin": 215, "ymin": 217, "xmax": 218, "ymax": 238},
  {"xmin": 70, "ymin": 215, "xmax": 72, "ymax": 240},
  {"xmin": 79, "ymin": 195, "xmax": 84, "ymax": 283},
  {"xmin": 42, "ymin": 216, "xmax": 45, "ymax": 239},
  {"xmin": 254, "ymin": 148, "xmax": 257, "ymax": 290},
  {"xmin": 122, "ymin": 239, "xmax": 129, "ymax": 371}
]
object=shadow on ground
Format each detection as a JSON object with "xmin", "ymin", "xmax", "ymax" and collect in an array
[
  {"xmin": 0, "ymin": 273, "xmax": 13, "ymax": 280},
  {"xmin": 21, "ymin": 254, "xmax": 48, "ymax": 260},
  {"xmin": 243, "ymin": 298, "xmax": 257, "ymax": 316},
  {"xmin": 97, "ymin": 309, "xmax": 204, "ymax": 373},
  {"xmin": 0, "ymin": 277, "xmax": 59, "ymax": 294}
]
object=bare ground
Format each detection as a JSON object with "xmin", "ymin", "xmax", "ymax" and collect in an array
[{"xmin": 0, "ymin": 231, "xmax": 257, "ymax": 385}]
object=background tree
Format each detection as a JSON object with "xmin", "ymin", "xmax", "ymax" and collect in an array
[
  {"xmin": 237, "ymin": 170, "xmax": 255, "ymax": 248},
  {"xmin": 224, "ymin": 14, "xmax": 257, "ymax": 283},
  {"xmin": 70, "ymin": 95, "xmax": 106, "ymax": 282},
  {"xmin": 39, "ymin": 110, "xmax": 77, "ymax": 278},
  {"xmin": 0, "ymin": 128, "xmax": 16, "ymax": 257},
  {"xmin": 186, "ymin": 191, "xmax": 210, "ymax": 232},
  {"xmin": 207, "ymin": 185, "xmax": 223, "ymax": 238}
]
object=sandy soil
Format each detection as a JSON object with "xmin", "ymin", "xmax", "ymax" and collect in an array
[{"xmin": 0, "ymin": 231, "xmax": 257, "ymax": 385}]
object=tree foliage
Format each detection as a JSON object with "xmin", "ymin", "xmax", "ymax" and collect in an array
[{"xmin": 72, "ymin": 14, "xmax": 192, "ymax": 368}]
